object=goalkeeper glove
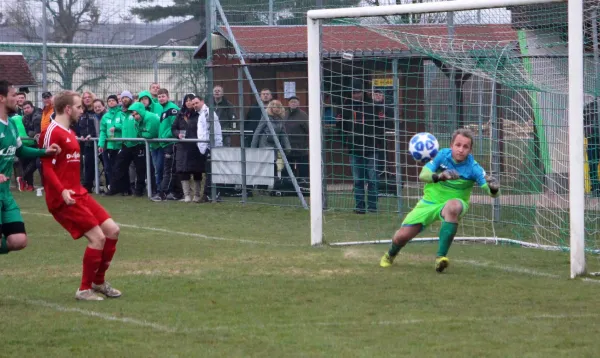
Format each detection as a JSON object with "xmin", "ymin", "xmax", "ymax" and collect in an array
[
  {"xmin": 436, "ymin": 169, "xmax": 460, "ymax": 182},
  {"xmin": 485, "ymin": 175, "xmax": 500, "ymax": 193}
]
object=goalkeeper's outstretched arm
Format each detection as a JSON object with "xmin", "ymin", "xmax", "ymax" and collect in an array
[{"xmin": 483, "ymin": 175, "xmax": 500, "ymax": 198}]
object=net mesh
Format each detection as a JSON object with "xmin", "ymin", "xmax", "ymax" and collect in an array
[{"xmin": 313, "ymin": 1, "xmax": 600, "ymax": 259}]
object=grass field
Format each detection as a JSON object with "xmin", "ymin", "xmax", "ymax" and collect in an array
[{"xmin": 2, "ymin": 191, "xmax": 600, "ymax": 357}]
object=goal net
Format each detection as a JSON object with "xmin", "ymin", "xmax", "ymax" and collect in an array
[{"xmin": 307, "ymin": 0, "xmax": 600, "ymax": 276}]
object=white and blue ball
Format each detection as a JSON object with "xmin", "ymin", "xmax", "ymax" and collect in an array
[{"xmin": 409, "ymin": 132, "xmax": 439, "ymax": 164}]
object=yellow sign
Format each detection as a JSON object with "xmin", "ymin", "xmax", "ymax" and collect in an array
[{"xmin": 373, "ymin": 78, "xmax": 393, "ymax": 87}]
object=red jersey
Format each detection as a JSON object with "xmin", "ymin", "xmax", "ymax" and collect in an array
[{"xmin": 40, "ymin": 121, "xmax": 88, "ymax": 210}]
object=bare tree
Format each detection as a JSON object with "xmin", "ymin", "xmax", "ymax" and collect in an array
[{"xmin": 4, "ymin": 0, "xmax": 106, "ymax": 91}]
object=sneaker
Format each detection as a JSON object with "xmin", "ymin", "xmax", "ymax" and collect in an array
[
  {"xmin": 182, "ymin": 195, "xmax": 191, "ymax": 203},
  {"xmin": 165, "ymin": 193, "xmax": 180, "ymax": 201},
  {"xmin": 75, "ymin": 288, "xmax": 104, "ymax": 301},
  {"xmin": 192, "ymin": 195, "xmax": 201, "ymax": 203},
  {"xmin": 25, "ymin": 184, "xmax": 34, "ymax": 192},
  {"xmin": 92, "ymin": 282, "xmax": 122, "ymax": 298},
  {"xmin": 150, "ymin": 194, "xmax": 164, "ymax": 202},
  {"xmin": 380, "ymin": 253, "xmax": 395, "ymax": 268},
  {"xmin": 16, "ymin": 177, "xmax": 25, "ymax": 192},
  {"xmin": 435, "ymin": 256, "xmax": 449, "ymax": 273}
]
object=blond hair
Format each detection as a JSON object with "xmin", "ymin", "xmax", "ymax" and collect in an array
[
  {"xmin": 53, "ymin": 91, "xmax": 81, "ymax": 115},
  {"xmin": 266, "ymin": 100, "xmax": 285, "ymax": 118}
]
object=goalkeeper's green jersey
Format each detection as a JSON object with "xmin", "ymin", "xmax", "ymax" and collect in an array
[
  {"xmin": 0, "ymin": 118, "xmax": 22, "ymax": 191},
  {"xmin": 422, "ymin": 148, "xmax": 487, "ymax": 204}
]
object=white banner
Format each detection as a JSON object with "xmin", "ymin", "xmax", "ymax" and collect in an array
[{"xmin": 211, "ymin": 147, "xmax": 275, "ymax": 186}]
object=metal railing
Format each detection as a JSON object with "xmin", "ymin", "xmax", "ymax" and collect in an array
[{"xmin": 22, "ymin": 129, "xmax": 311, "ymax": 205}]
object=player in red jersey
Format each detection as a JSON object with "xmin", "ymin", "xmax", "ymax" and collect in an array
[{"xmin": 40, "ymin": 91, "xmax": 122, "ymax": 301}]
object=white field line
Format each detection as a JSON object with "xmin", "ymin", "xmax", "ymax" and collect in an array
[
  {"xmin": 6, "ymin": 296, "xmax": 177, "ymax": 333},
  {"xmin": 458, "ymin": 259, "xmax": 600, "ymax": 283},
  {"xmin": 21, "ymin": 211, "xmax": 300, "ymax": 247},
  {"xmin": 7, "ymin": 296, "xmax": 600, "ymax": 334}
]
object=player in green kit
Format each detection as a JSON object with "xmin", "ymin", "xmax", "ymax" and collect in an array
[
  {"xmin": 0, "ymin": 80, "xmax": 61, "ymax": 255},
  {"xmin": 380, "ymin": 129, "xmax": 500, "ymax": 272}
]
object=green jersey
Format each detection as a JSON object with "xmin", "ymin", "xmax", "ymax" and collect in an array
[
  {"xmin": 422, "ymin": 148, "xmax": 487, "ymax": 204},
  {"xmin": 0, "ymin": 118, "xmax": 23, "ymax": 189}
]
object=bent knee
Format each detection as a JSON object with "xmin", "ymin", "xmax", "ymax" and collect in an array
[
  {"xmin": 7, "ymin": 234, "xmax": 28, "ymax": 251},
  {"xmin": 101, "ymin": 219, "xmax": 120, "ymax": 239},
  {"xmin": 445, "ymin": 200, "xmax": 464, "ymax": 216},
  {"xmin": 105, "ymin": 224, "xmax": 120, "ymax": 239}
]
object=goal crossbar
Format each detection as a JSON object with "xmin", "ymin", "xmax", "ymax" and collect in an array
[{"xmin": 307, "ymin": 0, "xmax": 565, "ymax": 20}]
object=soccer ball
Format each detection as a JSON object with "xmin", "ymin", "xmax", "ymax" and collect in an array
[{"xmin": 409, "ymin": 132, "xmax": 439, "ymax": 164}]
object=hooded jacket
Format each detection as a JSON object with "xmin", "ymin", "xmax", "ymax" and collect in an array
[
  {"xmin": 98, "ymin": 106, "xmax": 123, "ymax": 150},
  {"xmin": 138, "ymin": 90, "xmax": 164, "ymax": 117},
  {"xmin": 129, "ymin": 102, "xmax": 160, "ymax": 149}
]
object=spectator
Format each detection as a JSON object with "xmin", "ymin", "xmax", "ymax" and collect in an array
[
  {"xmin": 78, "ymin": 91, "xmax": 98, "ymax": 193},
  {"xmin": 336, "ymin": 80, "xmax": 384, "ymax": 214},
  {"xmin": 138, "ymin": 90, "xmax": 162, "ymax": 193},
  {"xmin": 93, "ymin": 99, "xmax": 107, "ymax": 189},
  {"xmin": 371, "ymin": 89, "xmax": 395, "ymax": 178},
  {"xmin": 245, "ymin": 88, "xmax": 272, "ymax": 145},
  {"xmin": 40, "ymin": 91, "xmax": 54, "ymax": 132},
  {"xmin": 130, "ymin": 101, "xmax": 159, "ymax": 167},
  {"xmin": 322, "ymin": 93, "xmax": 335, "ymax": 126},
  {"xmin": 149, "ymin": 82, "xmax": 160, "ymax": 101},
  {"xmin": 585, "ymin": 100, "xmax": 600, "ymax": 197},
  {"xmin": 98, "ymin": 95, "xmax": 122, "ymax": 192},
  {"xmin": 211, "ymin": 85, "xmax": 236, "ymax": 147},
  {"xmin": 20, "ymin": 101, "xmax": 42, "ymax": 190},
  {"xmin": 151, "ymin": 88, "xmax": 182, "ymax": 202},
  {"xmin": 251, "ymin": 100, "xmax": 291, "ymax": 152},
  {"xmin": 15, "ymin": 92, "xmax": 26, "ymax": 116},
  {"xmin": 106, "ymin": 90, "xmax": 143, "ymax": 196},
  {"xmin": 139, "ymin": 90, "xmax": 163, "ymax": 116},
  {"xmin": 284, "ymin": 96, "xmax": 309, "ymax": 181},
  {"xmin": 9, "ymin": 112, "xmax": 32, "ymax": 190},
  {"xmin": 172, "ymin": 95, "xmax": 205, "ymax": 203},
  {"xmin": 197, "ymin": 95, "xmax": 223, "ymax": 202}
]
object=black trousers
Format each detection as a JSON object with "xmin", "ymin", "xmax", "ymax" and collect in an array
[
  {"xmin": 110, "ymin": 145, "xmax": 146, "ymax": 195},
  {"xmin": 81, "ymin": 145, "xmax": 96, "ymax": 191},
  {"xmin": 102, "ymin": 149, "xmax": 119, "ymax": 187},
  {"xmin": 159, "ymin": 144, "xmax": 182, "ymax": 195},
  {"xmin": 22, "ymin": 157, "xmax": 37, "ymax": 186}
]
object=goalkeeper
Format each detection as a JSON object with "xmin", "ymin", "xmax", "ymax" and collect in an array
[{"xmin": 380, "ymin": 129, "xmax": 500, "ymax": 272}]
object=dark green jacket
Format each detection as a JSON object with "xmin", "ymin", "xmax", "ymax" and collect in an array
[{"xmin": 159, "ymin": 101, "xmax": 180, "ymax": 148}]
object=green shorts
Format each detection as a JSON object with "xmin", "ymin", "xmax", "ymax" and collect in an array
[
  {"xmin": 402, "ymin": 199, "xmax": 469, "ymax": 229},
  {"xmin": 0, "ymin": 192, "xmax": 23, "ymax": 225}
]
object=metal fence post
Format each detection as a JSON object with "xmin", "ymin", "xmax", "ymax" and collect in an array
[
  {"xmin": 145, "ymin": 140, "xmax": 152, "ymax": 199},
  {"xmin": 238, "ymin": 66, "xmax": 247, "ymax": 203},
  {"xmin": 93, "ymin": 139, "xmax": 100, "ymax": 194}
]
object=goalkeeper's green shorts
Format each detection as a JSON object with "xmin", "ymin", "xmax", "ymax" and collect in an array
[{"xmin": 402, "ymin": 199, "xmax": 469, "ymax": 229}]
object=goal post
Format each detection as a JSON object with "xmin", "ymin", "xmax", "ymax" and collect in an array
[{"xmin": 307, "ymin": 0, "xmax": 590, "ymax": 278}]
